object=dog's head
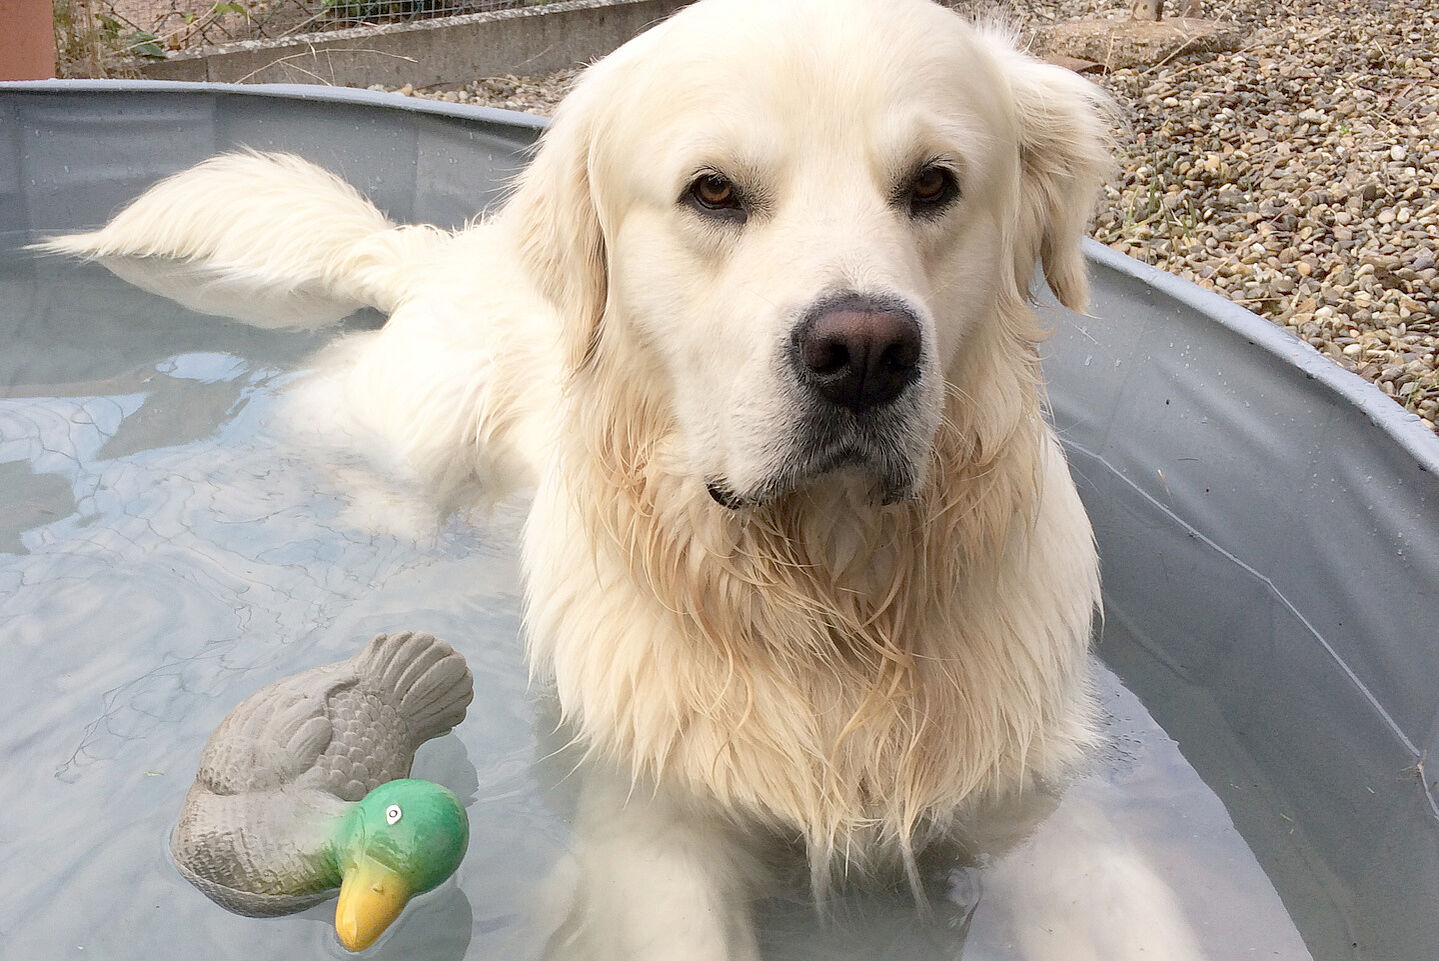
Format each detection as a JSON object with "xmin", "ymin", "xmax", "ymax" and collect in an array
[{"xmin": 509, "ymin": 0, "xmax": 1111, "ymax": 510}]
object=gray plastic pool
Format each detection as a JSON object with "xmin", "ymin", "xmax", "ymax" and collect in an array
[{"xmin": 0, "ymin": 82, "xmax": 1435, "ymax": 961}]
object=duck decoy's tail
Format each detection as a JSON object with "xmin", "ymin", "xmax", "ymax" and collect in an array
[{"xmin": 354, "ymin": 632, "xmax": 475, "ymax": 745}]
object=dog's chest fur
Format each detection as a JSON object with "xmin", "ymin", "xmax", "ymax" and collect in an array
[{"xmin": 522, "ymin": 392, "xmax": 1099, "ymax": 883}]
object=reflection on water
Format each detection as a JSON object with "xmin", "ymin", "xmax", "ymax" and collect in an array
[{"xmin": 0, "ymin": 242, "xmax": 1311, "ymax": 960}]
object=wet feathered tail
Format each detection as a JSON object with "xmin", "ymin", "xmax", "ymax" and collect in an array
[
  {"xmin": 35, "ymin": 151, "xmax": 447, "ymax": 328},
  {"xmin": 353, "ymin": 631, "xmax": 475, "ymax": 744}
]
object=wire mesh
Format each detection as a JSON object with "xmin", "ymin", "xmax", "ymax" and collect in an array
[
  {"xmin": 54, "ymin": 0, "xmax": 561, "ymax": 75},
  {"xmin": 51, "ymin": 0, "xmax": 1027, "ymax": 78}
]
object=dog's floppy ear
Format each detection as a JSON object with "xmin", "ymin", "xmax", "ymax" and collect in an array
[
  {"xmin": 507, "ymin": 72, "xmax": 612, "ymax": 372},
  {"xmin": 992, "ymin": 41, "xmax": 1114, "ymax": 311}
]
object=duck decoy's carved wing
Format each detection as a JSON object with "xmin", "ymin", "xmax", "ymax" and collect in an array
[
  {"xmin": 193, "ymin": 663, "xmax": 351, "ymax": 795},
  {"xmin": 190, "ymin": 633, "xmax": 471, "ymax": 802},
  {"xmin": 297, "ymin": 632, "xmax": 474, "ymax": 802}
]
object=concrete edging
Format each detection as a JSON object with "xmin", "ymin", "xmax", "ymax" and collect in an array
[{"xmin": 139, "ymin": 0, "xmax": 690, "ymax": 87}]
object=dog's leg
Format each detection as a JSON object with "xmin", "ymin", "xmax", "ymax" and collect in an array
[
  {"xmin": 969, "ymin": 791, "xmax": 1209, "ymax": 961},
  {"xmin": 37, "ymin": 152, "xmax": 444, "ymax": 329},
  {"xmin": 543, "ymin": 766, "xmax": 763, "ymax": 961}
]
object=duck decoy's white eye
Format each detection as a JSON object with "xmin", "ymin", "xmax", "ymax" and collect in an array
[{"xmin": 385, "ymin": 804, "xmax": 402, "ymax": 825}]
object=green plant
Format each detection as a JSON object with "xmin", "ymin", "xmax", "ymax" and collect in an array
[{"xmin": 126, "ymin": 30, "xmax": 166, "ymax": 58}]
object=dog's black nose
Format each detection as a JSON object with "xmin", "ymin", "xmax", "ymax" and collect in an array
[{"xmin": 793, "ymin": 297, "xmax": 922, "ymax": 412}]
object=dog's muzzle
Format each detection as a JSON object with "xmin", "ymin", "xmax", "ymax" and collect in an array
[{"xmin": 705, "ymin": 293, "xmax": 931, "ymax": 511}]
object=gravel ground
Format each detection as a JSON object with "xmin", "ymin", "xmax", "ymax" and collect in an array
[{"xmin": 382, "ymin": 0, "xmax": 1439, "ymax": 432}]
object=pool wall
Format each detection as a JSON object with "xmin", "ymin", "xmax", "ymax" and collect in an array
[{"xmin": 2, "ymin": 81, "xmax": 1435, "ymax": 961}]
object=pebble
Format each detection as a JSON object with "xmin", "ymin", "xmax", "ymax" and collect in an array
[
  {"xmin": 1080, "ymin": 0, "xmax": 1438, "ymax": 432},
  {"xmin": 382, "ymin": 70, "xmax": 579, "ymax": 117}
]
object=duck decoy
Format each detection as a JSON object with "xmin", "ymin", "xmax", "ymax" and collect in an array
[{"xmin": 171, "ymin": 631, "xmax": 474, "ymax": 950}]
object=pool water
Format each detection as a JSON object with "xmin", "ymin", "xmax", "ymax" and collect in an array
[{"xmin": 0, "ymin": 242, "xmax": 1313, "ymax": 960}]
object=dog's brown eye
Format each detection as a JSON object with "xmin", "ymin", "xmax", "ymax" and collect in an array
[
  {"xmin": 697, "ymin": 175, "xmax": 734, "ymax": 206},
  {"xmin": 913, "ymin": 168, "xmax": 947, "ymax": 201},
  {"xmin": 908, "ymin": 165, "xmax": 959, "ymax": 216},
  {"xmin": 686, "ymin": 173, "xmax": 745, "ymax": 222}
]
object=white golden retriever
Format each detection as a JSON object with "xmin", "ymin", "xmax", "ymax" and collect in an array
[{"xmin": 48, "ymin": 1, "xmax": 1209, "ymax": 957}]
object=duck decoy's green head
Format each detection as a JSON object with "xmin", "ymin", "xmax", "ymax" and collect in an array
[{"xmin": 333, "ymin": 779, "xmax": 468, "ymax": 951}]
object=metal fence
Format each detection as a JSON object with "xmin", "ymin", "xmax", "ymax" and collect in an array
[
  {"xmin": 55, "ymin": 0, "xmax": 562, "ymax": 75},
  {"xmin": 53, "ymin": 0, "xmax": 1036, "ymax": 78}
]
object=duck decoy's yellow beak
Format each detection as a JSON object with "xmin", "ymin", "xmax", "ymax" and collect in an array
[{"xmin": 334, "ymin": 855, "xmax": 411, "ymax": 951}]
